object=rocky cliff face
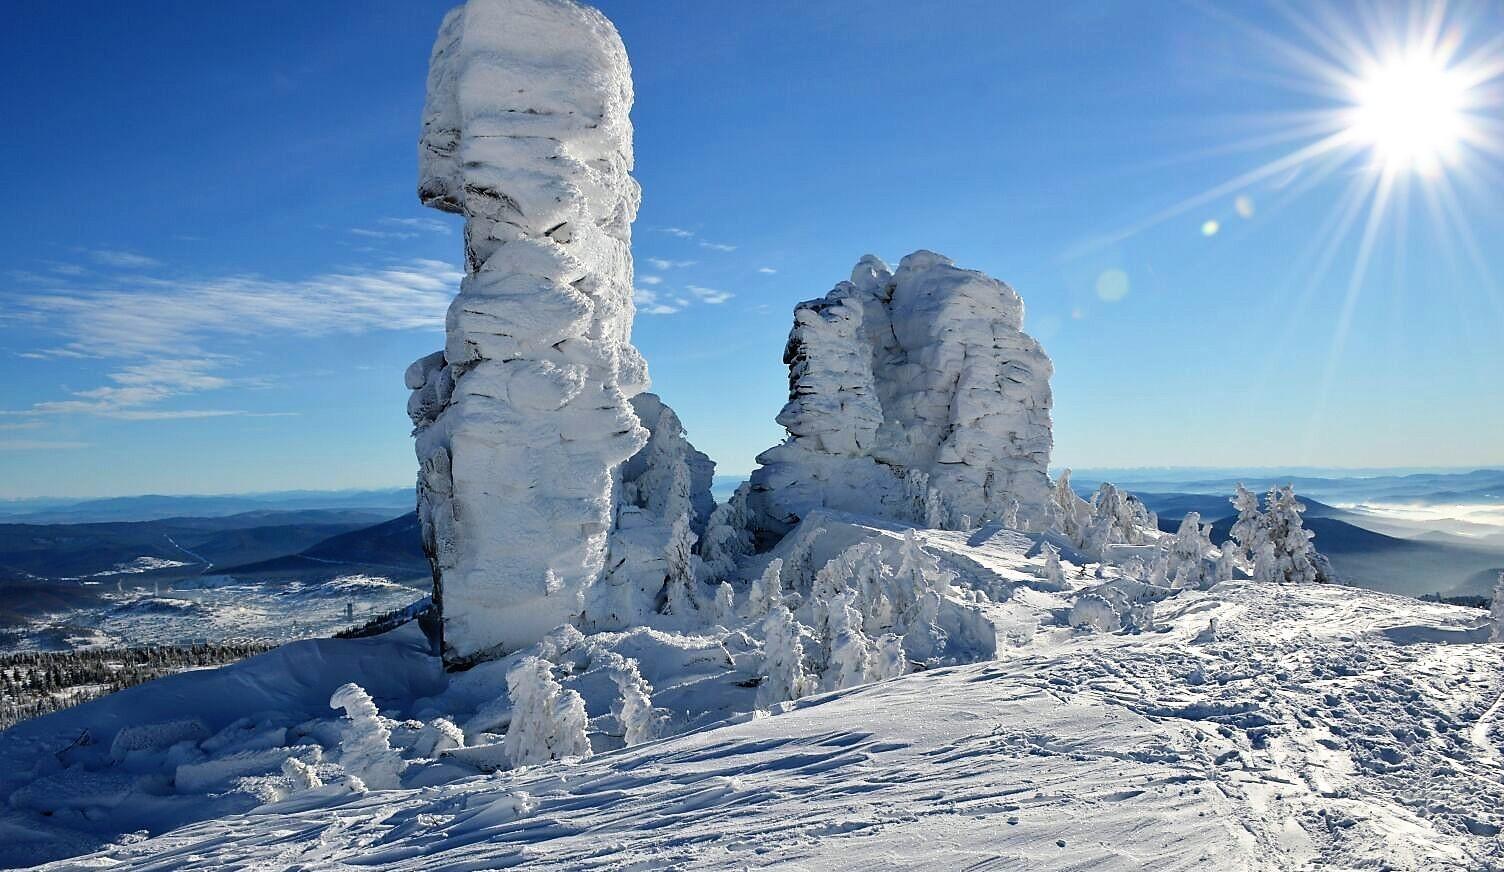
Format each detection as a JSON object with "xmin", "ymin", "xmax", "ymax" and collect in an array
[
  {"xmin": 750, "ymin": 251, "xmax": 1054, "ymax": 537},
  {"xmin": 406, "ymin": 0, "xmax": 650, "ymax": 663}
]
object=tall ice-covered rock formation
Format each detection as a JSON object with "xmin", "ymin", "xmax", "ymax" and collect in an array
[
  {"xmin": 750, "ymin": 251, "xmax": 1054, "ymax": 536},
  {"xmin": 405, "ymin": 0, "xmax": 650, "ymax": 663}
]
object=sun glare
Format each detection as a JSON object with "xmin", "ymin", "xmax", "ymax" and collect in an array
[{"xmin": 1348, "ymin": 52, "xmax": 1470, "ymax": 175}]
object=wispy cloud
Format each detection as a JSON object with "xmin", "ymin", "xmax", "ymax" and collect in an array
[
  {"xmin": 351, "ymin": 228, "xmax": 417, "ymax": 240},
  {"xmin": 698, "ymin": 241, "xmax": 737, "ymax": 252},
  {"xmin": 0, "ymin": 422, "xmax": 44, "ymax": 431},
  {"xmin": 382, "ymin": 216, "xmax": 452, "ymax": 235},
  {"xmin": 653, "ymin": 227, "xmax": 696, "ymax": 239},
  {"xmin": 89, "ymin": 249, "xmax": 160, "ymax": 269},
  {"xmin": 633, "ymin": 286, "xmax": 683, "ymax": 315},
  {"xmin": 19, "ymin": 259, "xmax": 458, "ymax": 358},
  {"xmin": 757, "ymin": 266, "xmax": 778, "ymax": 274},
  {"xmin": 638, "ymin": 275, "xmax": 663, "ymax": 286},
  {"xmin": 9, "ymin": 259, "xmax": 459, "ymax": 420},
  {"xmin": 645, "ymin": 258, "xmax": 697, "ymax": 271},
  {"xmin": 688, "ymin": 285, "xmax": 734, "ymax": 304}
]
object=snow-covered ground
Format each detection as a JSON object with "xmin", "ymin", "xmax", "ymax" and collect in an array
[
  {"xmin": 5, "ymin": 517, "xmax": 1499, "ymax": 870},
  {"xmin": 10, "ymin": 575, "xmax": 425, "ymax": 651}
]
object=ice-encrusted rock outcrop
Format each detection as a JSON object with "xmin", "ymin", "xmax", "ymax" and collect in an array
[
  {"xmin": 405, "ymin": 0, "xmax": 649, "ymax": 663},
  {"xmin": 750, "ymin": 251, "xmax": 1054, "ymax": 537}
]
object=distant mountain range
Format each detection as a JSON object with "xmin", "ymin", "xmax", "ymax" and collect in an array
[
  {"xmin": 1072, "ymin": 468, "xmax": 1504, "ymax": 507},
  {"xmin": 0, "ymin": 489, "xmax": 413, "ymax": 525}
]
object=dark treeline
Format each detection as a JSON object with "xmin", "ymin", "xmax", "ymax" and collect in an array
[{"xmin": 0, "ymin": 642, "xmax": 275, "ymax": 729}]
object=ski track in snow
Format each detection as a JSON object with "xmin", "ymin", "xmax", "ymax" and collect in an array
[{"xmin": 32, "ymin": 526, "xmax": 1503, "ymax": 871}]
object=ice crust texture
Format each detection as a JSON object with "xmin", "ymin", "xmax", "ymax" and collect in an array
[
  {"xmin": 405, "ymin": 0, "xmax": 652, "ymax": 662},
  {"xmin": 750, "ymin": 251, "xmax": 1055, "ymax": 536}
]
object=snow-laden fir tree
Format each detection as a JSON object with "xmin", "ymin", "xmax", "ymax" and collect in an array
[
  {"xmin": 822, "ymin": 588, "xmax": 873, "ymax": 691},
  {"xmin": 871, "ymin": 633, "xmax": 910, "ymax": 681},
  {"xmin": 504, "ymin": 656, "xmax": 591, "ymax": 767},
  {"xmin": 1258, "ymin": 486, "xmax": 1329, "ymax": 585},
  {"xmin": 1213, "ymin": 541, "xmax": 1238, "ymax": 583},
  {"xmin": 778, "ymin": 523, "xmax": 827, "ymax": 595},
  {"xmin": 329, "ymin": 682, "xmax": 405, "ymax": 789},
  {"xmin": 700, "ymin": 481, "xmax": 755, "ymax": 581},
  {"xmin": 743, "ymin": 557, "xmax": 785, "ymax": 619},
  {"xmin": 1162, "ymin": 512, "xmax": 1214, "ymax": 590},
  {"xmin": 758, "ymin": 603, "xmax": 816, "ymax": 708},
  {"xmin": 902, "ymin": 588, "xmax": 948, "ymax": 664},
  {"xmin": 1228, "ymin": 483, "xmax": 1263, "ymax": 564},
  {"xmin": 712, "ymin": 582, "xmax": 736, "ymax": 626},
  {"xmin": 660, "ymin": 513, "xmax": 700, "ymax": 615}
]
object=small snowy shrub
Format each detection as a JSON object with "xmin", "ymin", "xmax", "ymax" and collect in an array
[
  {"xmin": 329, "ymin": 683, "xmax": 405, "ymax": 789},
  {"xmin": 413, "ymin": 718, "xmax": 465, "ymax": 757},
  {"xmin": 504, "ymin": 656, "xmax": 591, "ymax": 767},
  {"xmin": 592, "ymin": 648, "xmax": 661, "ymax": 746},
  {"xmin": 282, "ymin": 756, "xmax": 322, "ymax": 791},
  {"xmin": 1069, "ymin": 592, "xmax": 1122, "ymax": 632}
]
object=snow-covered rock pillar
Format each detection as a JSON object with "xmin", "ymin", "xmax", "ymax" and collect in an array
[
  {"xmin": 406, "ymin": 0, "xmax": 648, "ymax": 664},
  {"xmin": 750, "ymin": 251, "xmax": 1055, "ymax": 536}
]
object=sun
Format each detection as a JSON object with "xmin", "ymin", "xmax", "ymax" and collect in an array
[{"xmin": 1347, "ymin": 50, "xmax": 1471, "ymax": 176}]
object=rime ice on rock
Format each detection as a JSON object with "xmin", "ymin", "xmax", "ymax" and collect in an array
[
  {"xmin": 406, "ymin": 0, "xmax": 650, "ymax": 663},
  {"xmin": 750, "ymin": 252, "xmax": 1054, "ymax": 537}
]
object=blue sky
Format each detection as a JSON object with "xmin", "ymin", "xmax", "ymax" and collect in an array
[{"xmin": 2, "ymin": 1, "xmax": 1501, "ymax": 499}]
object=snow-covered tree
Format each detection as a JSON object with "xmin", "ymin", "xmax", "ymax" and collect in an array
[
  {"xmin": 712, "ymin": 582, "xmax": 736, "ymax": 626},
  {"xmin": 1228, "ymin": 483, "xmax": 1263, "ymax": 560},
  {"xmin": 902, "ymin": 588, "xmax": 949, "ymax": 664},
  {"xmin": 1491, "ymin": 573, "xmax": 1504, "ymax": 643},
  {"xmin": 779, "ymin": 523, "xmax": 827, "ymax": 594},
  {"xmin": 870, "ymin": 633, "xmax": 909, "ymax": 681},
  {"xmin": 1213, "ymin": 543, "xmax": 1238, "ymax": 583},
  {"xmin": 822, "ymin": 589, "xmax": 872, "ymax": 691},
  {"xmin": 1040, "ymin": 541, "xmax": 1066, "ymax": 587},
  {"xmin": 329, "ymin": 682, "xmax": 405, "ymax": 789},
  {"xmin": 744, "ymin": 557, "xmax": 785, "ymax": 619},
  {"xmin": 1263, "ymin": 487, "xmax": 1335, "ymax": 583},
  {"xmin": 758, "ymin": 604, "xmax": 816, "ymax": 708},
  {"xmin": 594, "ymin": 651, "xmax": 660, "ymax": 746},
  {"xmin": 1162, "ymin": 512, "xmax": 1214, "ymax": 590},
  {"xmin": 700, "ymin": 481, "xmax": 754, "ymax": 580},
  {"xmin": 660, "ymin": 512, "xmax": 700, "ymax": 615},
  {"xmin": 504, "ymin": 656, "xmax": 591, "ymax": 767},
  {"xmin": 1000, "ymin": 497, "xmax": 1020, "ymax": 530},
  {"xmin": 1051, "ymin": 469, "xmax": 1093, "ymax": 544}
]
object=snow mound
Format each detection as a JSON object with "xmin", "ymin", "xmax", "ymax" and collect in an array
[{"xmin": 750, "ymin": 251, "xmax": 1054, "ymax": 537}]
